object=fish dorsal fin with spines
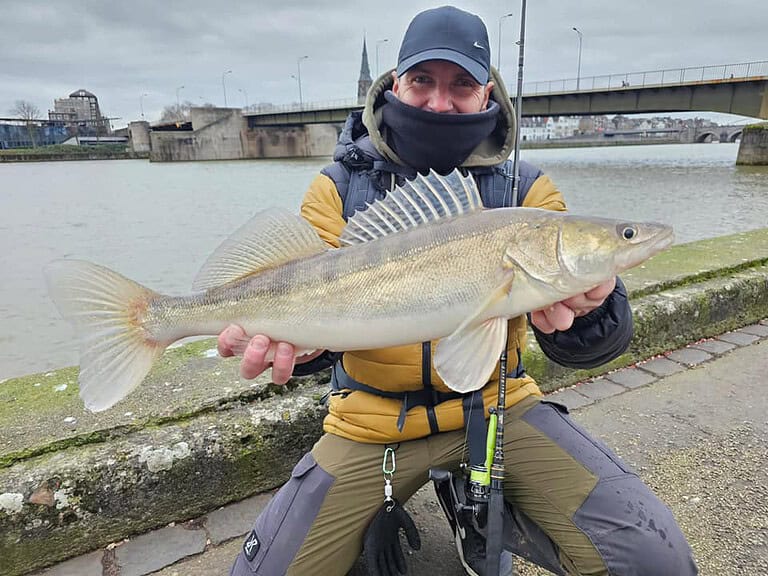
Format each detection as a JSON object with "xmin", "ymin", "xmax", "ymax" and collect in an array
[
  {"xmin": 339, "ymin": 168, "xmax": 485, "ymax": 246},
  {"xmin": 192, "ymin": 208, "xmax": 328, "ymax": 291}
]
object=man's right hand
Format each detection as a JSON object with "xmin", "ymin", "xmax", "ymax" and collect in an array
[{"xmin": 217, "ymin": 325, "xmax": 300, "ymax": 384}]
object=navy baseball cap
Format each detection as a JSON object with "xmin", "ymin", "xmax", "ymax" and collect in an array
[{"xmin": 396, "ymin": 6, "xmax": 491, "ymax": 84}]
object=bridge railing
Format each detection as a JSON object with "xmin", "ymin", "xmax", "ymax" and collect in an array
[
  {"xmin": 246, "ymin": 98, "xmax": 361, "ymax": 115},
  {"xmin": 248, "ymin": 60, "xmax": 768, "ymax": 115},
  {"xmin": 522, "ymin": 60, "xmax": 768, "ymax": 95}
]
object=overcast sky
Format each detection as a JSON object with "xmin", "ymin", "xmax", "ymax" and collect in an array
[{"xmin": 1, "ymin": 0, "xmax": 765, "ymax": 128}]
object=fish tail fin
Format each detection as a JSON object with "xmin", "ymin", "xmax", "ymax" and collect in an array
[{"xmin": 45, "ymin": 259, "xmax": 166, "ymax": 412}]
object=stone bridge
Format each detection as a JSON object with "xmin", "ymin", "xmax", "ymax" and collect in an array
[{"xmin": 693, "ymin": 125, "xmax": 745, "ymax": 143}]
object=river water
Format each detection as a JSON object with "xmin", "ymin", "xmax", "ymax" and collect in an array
[{"xmin": 1, "ymin": 143, "xmax": 766, "ymax": 380}]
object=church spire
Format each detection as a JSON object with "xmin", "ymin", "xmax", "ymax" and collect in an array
[{"xmin": 357, "ymin": 35, "xmax": 372, "ymax": 104}]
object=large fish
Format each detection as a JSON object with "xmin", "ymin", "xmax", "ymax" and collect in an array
[{"xmin": 46, "ymin": 169, "xmax": 673, "ymax": 412}]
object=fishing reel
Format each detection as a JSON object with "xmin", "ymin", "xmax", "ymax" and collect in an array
[{"xmin": 430, "ymin": 465, "xmax": 489, "ymax": 538}]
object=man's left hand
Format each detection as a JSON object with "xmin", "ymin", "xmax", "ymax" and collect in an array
[{"xmin": 530, "ymin": 277, "xmax": 616, "ymax": 334}]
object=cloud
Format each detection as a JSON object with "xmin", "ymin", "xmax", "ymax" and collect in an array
[{"xmin": 1, "ymin": 0, "xmax": 765, "ymax": 126}]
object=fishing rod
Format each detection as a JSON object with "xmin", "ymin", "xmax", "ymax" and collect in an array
[{"xmin": 485, "ymin": 1, "xmax": 527, "ymax": 573}]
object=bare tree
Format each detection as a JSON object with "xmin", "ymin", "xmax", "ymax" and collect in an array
[
  {"xmin": 159, "ymin": 100, "xmax": 220, "ymax": 122},
  {"xmin": 160, "ymin": 100, "xmax": 200, "ymax": 123},
  {"xmin": 10, "ymin": 100, "xmax": 40, "ymax": 147}
]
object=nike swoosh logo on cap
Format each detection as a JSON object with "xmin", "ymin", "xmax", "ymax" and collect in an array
[{"xmin": 473, "ymin": 41, "xmax": 485, "ymax": 50}]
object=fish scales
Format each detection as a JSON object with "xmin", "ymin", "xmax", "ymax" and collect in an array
[{"xmin": 145, "ymin": 211, "xmax": 511, "ymax": 350}]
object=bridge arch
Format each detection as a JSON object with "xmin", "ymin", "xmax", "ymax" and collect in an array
[{"xmin": 696, "ymin": 131, "xmax": 718, "ymax": 143}]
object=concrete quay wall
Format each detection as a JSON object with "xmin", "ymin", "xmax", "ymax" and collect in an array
[
  {"xmin": 149, "ymin": 108, "xmax": 245, "ymax": 162},
  {"xmin": 147, "ymin": 107, "xmax": 339, "ymax": 161},
  {"xmin": 2, "ymin": 228, "xmax": 768, "ymax": 575}
]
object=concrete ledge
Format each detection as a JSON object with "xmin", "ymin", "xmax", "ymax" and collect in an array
[
  {"xmin": 1, "ymin": 379, "xmax": 328, "ymax": 576},
  {"xmin": 3, "ymin": 228, "xmax": 768, "ymax": 575}
]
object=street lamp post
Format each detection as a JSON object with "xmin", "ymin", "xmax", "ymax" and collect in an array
[
  {"xmin": 497, "ymin": 13, "xmax": 514, "ymax": 71},
  {"xmin": 375, "ymin": 38, "xmax": 389, "ymax": 77},
  {"xmin": 175, "ymin": 85, "xmax": 184, "ymax": 111},
  {"xmin": 139, "ymin": 93, "xmax": 148, "ymax": 120},
  {"xmin": 296, "ymin": 56, "xmax": 309, "ymax": 109},
  {"xmin": 572, "ymin": 27, "xmax": 583, "ymax": 90},
  {"xmin": 238, "ymin": 88, "xmax": 249, "ymax": 110},
  {"xmin": 222, "ymin": 70, "xmax": 232, "ymax": 107}
]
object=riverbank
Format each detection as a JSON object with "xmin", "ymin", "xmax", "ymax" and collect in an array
[
  {"xmin": 0, "ymin": 144, "xmax": 148, "ymax": 162},
  {"xmin": 0, "ymin": 138, "xmax": 697, "ymax": 163},
  {"xmin": 2, "ymin": 227, "xmax": 768, "ymax": 575},
  {"xmin": 520, "ymin": 136, "xmax": 683, "ymax": 149}
]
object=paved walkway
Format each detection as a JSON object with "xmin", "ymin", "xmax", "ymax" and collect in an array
[{"xmin": 35, "ymin": 321, "xmax": 768, "ymax": 576}]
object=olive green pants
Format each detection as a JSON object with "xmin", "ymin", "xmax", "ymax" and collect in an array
[{"xmin": 230, "ymin": 396, "xmax": 697, "ymax": 576}]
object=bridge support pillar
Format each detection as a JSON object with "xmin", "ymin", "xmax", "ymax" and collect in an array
[
  {"xmin": 736, "ymin": 123, "xmax": 768, "ymax": 165},
  {"xmin": 243, "ymin": 125, "xmax": 338, "ymax": 158},
  {"xmin": 128, "ymin": 121, "xmax": 151, "ymax": 154}
]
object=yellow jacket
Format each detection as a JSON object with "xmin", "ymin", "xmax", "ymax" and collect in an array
[
  {"xmin": 299, "ymin": 67, "xmax": 566, "ymax": 443},
  {"xmin": 300, "ymin": 171, "xmax": 565, "ymax": 444}
]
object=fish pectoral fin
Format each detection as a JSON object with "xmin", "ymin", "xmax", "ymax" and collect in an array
[{"xmin": 434, "ymin": 317, "xmax": 508, "ymax": 393}]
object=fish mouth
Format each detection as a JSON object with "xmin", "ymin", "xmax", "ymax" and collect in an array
[
  {"xmin": 618, "ymin": 225, "xmax": 675, "ymax": 271},
  {"xmin": 651, "ymin": 226, "xmax": 675, "ymax": 252}
]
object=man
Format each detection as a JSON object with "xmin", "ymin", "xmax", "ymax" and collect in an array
[{"xmin": 225, "ymin": 6, "xmax": 697, "ymax": 576}]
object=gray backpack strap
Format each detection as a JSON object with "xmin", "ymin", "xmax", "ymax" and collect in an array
[
  {"xmin": 321, "ymin": 162, "xmax": 351, "ymax": 205},
  {"xmin": 514, "ymin": 160, "xmax": 545, "ymax": 206},
  {"xmin": 345, "ymin": 170, "xmax": 379, "ymax": 220},
  {"xmin": 320, "ymin": 162, "xmax": 383, "ymax": 221},
  {"xmin": 472, "ymin": 162, "xmax": 517, "ymax": 209}
]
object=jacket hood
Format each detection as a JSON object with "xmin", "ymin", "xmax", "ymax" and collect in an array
[{"xmin": 359, "ymin": 67, "xmax": 517, "ymax": 168}]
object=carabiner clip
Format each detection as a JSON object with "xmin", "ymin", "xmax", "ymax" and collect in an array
[{"xmin": 382, "ymin": 446, "xmax": 396, "ymax": 478}]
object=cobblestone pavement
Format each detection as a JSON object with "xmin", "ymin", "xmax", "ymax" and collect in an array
[{"xmin": 35, "ymin": 321, "xmax": 768, "ymax": 576}]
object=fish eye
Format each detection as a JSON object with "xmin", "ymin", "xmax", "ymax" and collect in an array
[{"xmin": 620, "ymin": 226, "xmax": 637, "ymax": 240}]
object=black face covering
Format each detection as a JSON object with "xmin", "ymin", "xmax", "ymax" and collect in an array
[{"xmin": 380, "ymin": 90, "xmax": 500, "ymax": 174}]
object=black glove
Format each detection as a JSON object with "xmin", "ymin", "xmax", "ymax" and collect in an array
[{"xmin": 363, "ymin": 499, "xmax": 421, "ymax": 576}]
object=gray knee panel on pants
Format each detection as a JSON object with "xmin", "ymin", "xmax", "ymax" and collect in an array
[
  {"xmin": 573, "ymin": 474, "xmax": 698, "ymax": 576},
  {"xmin": 230, "ymin": 453, "xmax": 335, "ymax": 576},
  {"xmin": 523, "ymin": 401, "xmax": 697, "ymax": 575}
]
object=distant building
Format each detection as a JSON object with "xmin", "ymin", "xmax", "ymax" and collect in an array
[
  {"xmin": 519, "ymin": 115, "xmax": 581, "ymax": 140},
  {"xmin": 0, "ymin": 121, "xmax": 68, "ymax": 149},
  {"xmin": 0, "ymin": 89, "xmax": 113, "ymax": 149},
  {"xmin": 357, "ymin": 37, "xmax": 372, "ymax": 105},
  {"xmin": 49, "ymin": 89, "xmax": 111, "ymax": 134},
  {"xmin": 519, "ymin": 116, "xmax": 549, "ymax": 141}
]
